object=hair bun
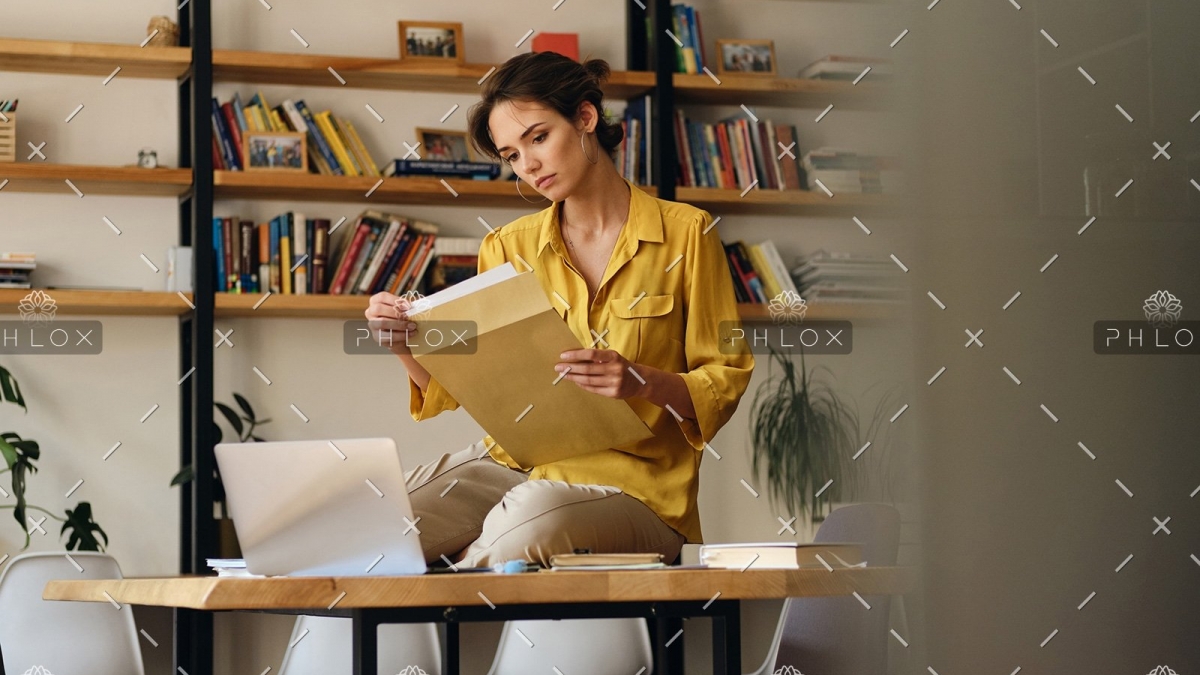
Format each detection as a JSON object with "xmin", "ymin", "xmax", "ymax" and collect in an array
[{"xmin": 582, "ymin": 58, "xmax": 611, "ymax": 85}]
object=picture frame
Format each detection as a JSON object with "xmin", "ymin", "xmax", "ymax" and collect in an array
[
  {"xmin": 243, "ymin": 131, "xmax": 307, "ymax": 172},
  {"xmin": 398, "ymin": 21, "xmax": 465, "ymax": 64},
  {"xmin": 715, "ymin": 39, "xmax": 778, "ymax": 76},
  {"xmin": 415, "ymin": 127, "xmax": 476, "ymax": 163}
]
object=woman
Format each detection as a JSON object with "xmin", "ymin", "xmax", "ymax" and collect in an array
[{"xmin": 365, "ymin": 51, "xmax": 754, "ymax": 568}]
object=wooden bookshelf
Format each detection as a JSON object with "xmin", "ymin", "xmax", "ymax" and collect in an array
[
  {"xmin": 673, "ymin": 73, "xmax": 888, "ymax": 110},
  {"xmin": 0, "ymin": 37, "xmax": 190, "ymax": 79},
  {"xmin": 0, "ymin": 289, "xmax": 193, "ymax": 316},
  {"xmin": 213, "ymin": 170, "xmax": 543, "ymax": 206},
  {"xmin": 213, "ymin": 170, "xmax": 661, "ymax": 206},
  {"xmin": 213, "ymin": 171, "xmax": 899, "ymax": 215},
  {"xmin": 213, "ymin": 50, "xmax": 656, "ymax": 100},
  {"xmin": 214, "ymin": 292, "xmax": 364, "ymax": 318},
  {"xmin": 0, "ymin": 163, "xmax": 193, "ymax": 197}
]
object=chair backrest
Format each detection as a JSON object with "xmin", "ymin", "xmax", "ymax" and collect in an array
[
  {"xmin": 0, "ymin": 551, "xmax": 146, "ymax": 675},
  {"xmin": 769, "ymin": 503, "xmax": 902, "ymax": 675},
  {"xmin": 279, "ymin": 615, "xmax": 442, "ymax": 675},
  {"xmin": 485, "ymin": 618, "xmax": 653, "ymax": 675}
]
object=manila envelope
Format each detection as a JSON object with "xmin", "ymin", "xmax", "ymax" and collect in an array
[{"xmin": 410, "ymin": 270, "xmax": 655, "ymax": 467}]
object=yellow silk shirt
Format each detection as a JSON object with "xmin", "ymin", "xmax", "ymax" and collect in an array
[{"xmin": 407, "ymin": 178, "xmax": 755, "ymax": 543}]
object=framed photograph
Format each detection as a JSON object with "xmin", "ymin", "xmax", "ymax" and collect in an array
[
  {"xmin": 415, "ymin": 127, "xmax": 475, "ymax": 162},
  {"xmin": 716, "ymin": 39, "xmax": 778, "ymax": 76},
  {"xmin": 398, "ymin": 21, "xmax": 464, "ymax": 64},
  {"xmin": 243, "ymin": 131, "xmax": 307, "ymax": 172}
]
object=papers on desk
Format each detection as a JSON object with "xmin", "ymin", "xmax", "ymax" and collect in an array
[
  {"xmin": 698, "ymin": 542, "xmax": 865, "ymax": 570},
  {"xmin": 206, "ymin": 558, "xmax": 265, "ymax": 578},
  {"xmin": 548, "ymin": 552, "xmax": 666, "ymax": 571},
  {"xmin": 407, "ymin": 262, "xmax": 655, "ymax": 467}
]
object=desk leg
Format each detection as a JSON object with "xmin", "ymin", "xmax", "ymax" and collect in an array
[
  {"xmin": 442, "ymin": 621, "xmax": 460, "ymax": 675},
  {"xmin": 711, "ymin": 600, "xmax": 741, "ymax": 675},
  {"xmin": 651, "ymin": 612, "xmax": 685, "ymax": 675},
  {"xmin": 351, "ymin": 610, "xmax": 378, "ymax": 675}
]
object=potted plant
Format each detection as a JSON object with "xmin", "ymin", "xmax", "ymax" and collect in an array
[
  {"xmin": 748, "ymin": 342, "xmax": 902, "ymax": 525},
  {"xmin": 170, "ymin": 392, "xmax": 270, "ymax": 558},
  {"xmin": 1, "ymin": 365, "xmax": 110, "ymax": 551}
]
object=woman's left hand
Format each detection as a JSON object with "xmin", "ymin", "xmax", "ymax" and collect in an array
[{"xmin": 555, "ymin": 349, "xmax": 647, "ymax": 400}]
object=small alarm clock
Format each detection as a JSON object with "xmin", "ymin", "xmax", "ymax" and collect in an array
[{"xmin": 137, "ymin": 148, "xmax": 158, "ymax": 169}]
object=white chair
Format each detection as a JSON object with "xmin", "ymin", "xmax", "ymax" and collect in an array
[
  {"xmin": 745, "ymin": 504, "xmax": 902, "ymax": 675},
  {"xmin": 279, "ymin": 615, "xmax": 442, "ymax": 675},
  {"xmin": 0, "ymin": 551, "xmax": 145, "ymax": 675},
  {"xmin": 485, "ymin": 617, "xmax": 653, "ymax": 675}
]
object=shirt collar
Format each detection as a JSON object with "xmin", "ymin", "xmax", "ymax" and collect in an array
[{"xmin": 536, "ymin": 177, "xmax": 664, "ymax": 258}]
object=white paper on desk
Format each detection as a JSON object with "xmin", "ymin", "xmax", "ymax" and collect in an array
[{"xmin": 409, "ymin": 263, "xmax": 655, "ymax": 467}]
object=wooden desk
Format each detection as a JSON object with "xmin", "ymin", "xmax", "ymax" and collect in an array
[{"xmin": 45, "ymin": 566, "xmax": 914, "ymax": 675}]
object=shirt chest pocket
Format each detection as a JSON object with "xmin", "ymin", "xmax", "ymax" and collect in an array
[{"xmin": 608, "ymin": 294, "xmax": 682, "ymax": 367}]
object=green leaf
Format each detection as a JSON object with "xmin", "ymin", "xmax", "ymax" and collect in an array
[
  {"xmin": 0, "ymin": 437, "xmax": 17, "ymax": 471},
  {"xmin": 61, "ymin": 501, "xmax": 108, "ymax": 552},
  {"xmin": 232, "ymin": 393, "xmax": 256, "ymax": 422},
  {"xmin": 215, "ymin": 402, "xmax": 243, "ymax": 437},
  {"xmin": 170, "ymin": 464, "xmax": 195, "ymax": 486},
  {"xmin": 1, "ymin": 433, "xmax": 39, "ymax": 534},
  {"xmin": 0, "ymin": 366, "xmax": 27, "ymax": 412}
]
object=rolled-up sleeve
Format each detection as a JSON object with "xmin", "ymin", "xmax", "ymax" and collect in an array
[
  {"xmin": 408, "ymin": 229, "xmax": 508, "ymax": 422},
  {"xmin": 676, "ymin": 210, "xmax": 755, "ymax": 450}
]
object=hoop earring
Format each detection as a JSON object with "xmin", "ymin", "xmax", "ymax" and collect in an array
[
  {"xmin": 581, "ymin": 131, "xmax": 599, "ymax": 165},
  {"xmin": 515, "ymin": 176, "xmax": 548, "ymax": 204}
]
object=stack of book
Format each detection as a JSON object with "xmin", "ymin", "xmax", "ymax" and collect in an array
[
  {"xmin": 213, "ymin": 209, "xmax": 441, "ymax": 296},
  {"xmin": 547, "ymin": 552, "xmax": 667, "ymax": 571},
  {"xmin": 797, "ymin": 54, "xmax": 893, "ymax": 82},
  {"xmin": 0, "ymin": 99, "xmax": 17, "ymax": 114},
  {"xmin": 425, "ymin": 237, "xmax": 483, "ymax": 294},
  {"xmin": 698, "ymin": 542, "xmax": 863, "ymax": 570},
  {"xmin": 674, "ymin": 111, "xmax": 806, "ymax": 191},
  {"xmin": 792, "ymin": 249, "xmax": 907, "ymax": 304},
  {"xmin": 212, "ymin": 91, "xmax": 380, "ymax": 176},
  {"xmin": 0, "ymin": 252, "xmax": 35, "ymax": 289},
  {"xmin": 383, "ymin": 159, "xmax": 501, "ymax": 181},
  {"xmin": 206, "ymin": 558, "xmax": 261, "ymax": 578},
  {"xmin": 625, "ymin": 3, "xmax": 706, "ymax": 73},
  {"xmin": 722, "ymin": 239, "xmax": 798, "ymax": 305},
  {"xmin": 802, "ymin": 147, "xmax": 899, "ymax": 194},
  {"xmin": 614, "ymin": 95, "xmax": 653, "ymax": 186},
  {"xmin": 669, "ymin": 4, "xmax": 707, "ymax": 74}
]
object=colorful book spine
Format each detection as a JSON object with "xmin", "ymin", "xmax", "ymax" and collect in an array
[
  {"xmin": 258, "ymin": 224, "xmax": 270, "ymax": 293},
  {"xmin": 294, "ymin": 100, "xmax": 344, "ymax": 175},
  {"xmin": 212, "ymin": 217, "xmax": 225, "ymax": 292},
  {"xmin": 312, "ymin": 219, "xmax": 329, "ymax": 293},
  {"xmin": 269, "ymin": 216, "xmax": 281, "ymax": 293},
  {"xmin": 315, "ymin": 111, "xmax": 359, "ymax": 176}
]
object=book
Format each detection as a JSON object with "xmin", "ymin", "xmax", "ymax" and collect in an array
[
  {"xmin": 549, "ymin": 553, "xmax": 664, "ymax": 568},
  {"xmin": 292, "ymin": 212, "xmax": 307, "ymax": 295},
  {"xmin": 698, "ymin": 542, "xmax": 864, "ymax": 570},
  {"xmin": 312, "ymin": 219, "xmax": 330, "ymax": 293},
  {"xmin": 383, "ymin": 159, "xmax": 501, "ymax": 179}
]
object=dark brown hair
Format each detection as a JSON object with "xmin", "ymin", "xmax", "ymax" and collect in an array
[{"xmin": 467, "ymin": 51, "xmax": 624, "ymax": 163}]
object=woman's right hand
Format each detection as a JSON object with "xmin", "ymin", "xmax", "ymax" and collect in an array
[{"xmin": 365, "ymin": 292, "xmax": 419, "ymax": 355}]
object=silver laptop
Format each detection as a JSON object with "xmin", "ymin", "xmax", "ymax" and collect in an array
[{"xmin": 214, "ymin": 437, "xmax": 427, "ymax": 576}]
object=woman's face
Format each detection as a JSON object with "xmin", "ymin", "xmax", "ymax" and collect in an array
[{"xmin": 489, "ymin": 98, "xmax": 596, "ymax": 201}]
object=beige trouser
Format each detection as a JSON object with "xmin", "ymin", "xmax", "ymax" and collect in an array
[{"xmin": 403, "ymin": 439, "xmax": 687, "ymax": 568}]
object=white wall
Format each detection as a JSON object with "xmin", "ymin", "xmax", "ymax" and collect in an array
[{"xmin": 1, "ymin": 1, "xmax": 917, "ymax": 673}]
